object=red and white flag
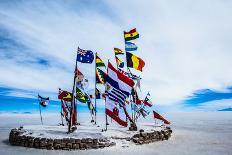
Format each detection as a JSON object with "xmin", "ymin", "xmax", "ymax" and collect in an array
[
  {"xmin": 108, "ymin": 62, "xmax": 134, "ymax": 94},
  {"xmin": 105, "ymin": 100, "xmax": 127, "ymax": 127},
  {"xmin": 153, "ymin": 111, "xmax": 170, "ymax": 125}
]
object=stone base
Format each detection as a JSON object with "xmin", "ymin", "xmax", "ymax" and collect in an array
[{"xmin": 9, "ymin": 126, "xmax": 172, "ymax": 150}]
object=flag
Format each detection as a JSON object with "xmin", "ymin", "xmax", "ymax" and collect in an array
[
  {"xmin": 126, "ymin": 52, "xmax": 145, "ymax": 71},
  {"xmin": 143, "ymin": 93, "xmax": 153, "ymax": 107},
  {"xmin": 105, "ymin": 99, "xmax": 127, "ymax": 127},
  {"xmin": 96, "ymin": 68, "xmax": 107, "ymax": 84},
  {"xmin": 75, "ymin": 68, "xmax": 84, "ymax": 82},
  {"xmin": 105, "ymin": 82, "xmax": 128, "ymax": 107},
  {"xmin": 71, "ymin": 101, "xmax": 77, "ymax": 126},
  {"xmin": 95, "ymin": 88, "xmax": 102, "ymax": 99},
  {"xmin": 115, "ymin": 56, "xmax": 124, "ymax": 68},
  {"xmin": 38, "ymin": 95, "xmax": 49, "ymax": 107},
  {"xmin": 96, "ymin": 55, "xmax": 105, "ymax": 67},
  {"xmin": 125, "ymin": 41, "xmax": 138, "ymax": 51},
  {"xmin": 124, "ymin": 28, "xmax": 139, "ymax": 41},
  {"xmin": 76, "ymin": 47, "xmax": 94, "ymax": 63},
  {"xmin": 139, "ymin": 108, "xmax": 150, "ymax": 118},
  {"xmin": 153, "ymin": 111, "xmax": 170, "ymax": 125},
  {"xmin": 76, "ymin": 87, "xmax": 88, "ymax": 103},
  {"xmin": 58, "ymin": 89, "xmax": 72, "ymax": 102},
  {"xmin": 107, "ymin": 62, "xmax": 134, "ymax": 95},
  {"xmin": 114, "ymin": 48, "xmax": 124, "ymax": 55},
  {"xmin": 131, "ymin": 88, "xmax": 142, "ymax": 105}
]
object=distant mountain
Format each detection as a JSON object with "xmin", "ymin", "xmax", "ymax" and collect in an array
[{"xmin": 218, "ymin": 108, "xmax": 232, "ymax": 111}]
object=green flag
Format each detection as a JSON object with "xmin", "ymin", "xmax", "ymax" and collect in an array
[{"xmin": 76, "ymin": 87, "xmax": 88, "ymax": 103}]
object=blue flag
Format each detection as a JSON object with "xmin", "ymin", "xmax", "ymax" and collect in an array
[
  {"xmin": 77, "ymin": 47, "xmax": 94, "ymax": 63},
  {"xmin": 125, "ymin": 41, "xmax": 138, "ymax": 51}
]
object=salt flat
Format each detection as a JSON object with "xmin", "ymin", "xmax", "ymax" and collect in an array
[{"xmin": 0, "ymin": 112, "xmax": 231, "ymax": 155}]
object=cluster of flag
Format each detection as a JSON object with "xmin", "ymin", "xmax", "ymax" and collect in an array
[{"xmin": 54, "ymin": 28, "xmax": 170, "ymax": 132}]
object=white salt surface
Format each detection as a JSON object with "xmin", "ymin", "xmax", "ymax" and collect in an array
[{"xmin": 0, "ymin": 112, "xmax": 231, "ymax": 155}]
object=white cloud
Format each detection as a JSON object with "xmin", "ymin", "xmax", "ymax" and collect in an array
[{"xmin": 0, "ymin": 0, "xmax": 232, "ymax": 106}]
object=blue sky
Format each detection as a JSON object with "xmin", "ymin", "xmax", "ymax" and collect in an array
[{"xmin": 0, "ymin": 0, "xmax": 232, "ymax": 113}]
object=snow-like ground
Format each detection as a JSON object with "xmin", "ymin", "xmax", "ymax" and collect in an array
[{"xmin": 0, "ymin": 112, "xmax": 231, "ymax": 155}]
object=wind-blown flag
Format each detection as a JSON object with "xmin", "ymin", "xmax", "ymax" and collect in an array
[
  {"xmin": 153, "ymin": 111, "xmax": 170, "ymax": 125},
  {"xmin": 76, "ymin": 87, "xmax": 88, "ymax": 103},
  {"xmin": 115, "ymin": 56, "xmax": 124, "ymax": 68},
  {"xmin": 76, "ymin": 47, "xmax": 94, "ymax": 63},
  {"xmin": 125, "ymin": 41, "xmax": 138, "ymax": 51},
  {"xmin": 58, "ymin": 89, "xmax": 72, "ymax": 102},
  {"xmin": 126, "ymin": 52, "xmax": 145, "ymax": 71},
  {"xmin": 75, "ymin": 68, "xmax": 84, "ymax": 82},
  {"xmin": 38, "ymin": 95, "xmax": 49, "ymax": 107},
  {"xmin": 96, "ymin": 68, "xmax": 107, "ymax": 84},
  {"xmin": 114, "ymin": 48, "xmax": 124, "ymax": 55},
  {"xmin": 131, "ymin": 88, "xmax": 142, "ymax": 105},
  {"xmin": 107, "ymin": 62, "xmax": 134, "ymax": 95},
  {"xmin": 96, "ymin": 55, "xmax": 105, "ymax": 67},
  {"xmin": 105, "ymin": 99, "xmax": 127, "ymax": 127},
  {"xmin": 124, "ymin": 28, "xmax": 139, "ymax": 41},
  {"xmin": 143, "ymin": 92, "xmax": 153, "ymax": 107}
]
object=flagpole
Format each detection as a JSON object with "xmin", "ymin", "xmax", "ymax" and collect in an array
[
  {"xmin": 38, "ymin": 95, "xmax": 43, "ymax": 125},
  {"xmin": 60, "ymin": 101, "xmax": 64, "ymax": 126},
  {"xmin": 104, "ymin": 59, "xmax": 109, "ymax": 131},
  {"xmin": 68, "ymin": 48, "xmax": 78, "ymax": 133},
  {"xmin": 94, "ymin": 52, "xmax": 97, "ymax": 124}
]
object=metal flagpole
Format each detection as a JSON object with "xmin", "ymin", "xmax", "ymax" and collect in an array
[
  {"xmin": 94, "ymin": 52, "xmax": 97, "ymax": 124},
  {"xmin": 68, "ymin": 48, "xmax": 78, "ymax": 133},
  {"xmin": 38, "ymin": 95, "xmax": 43, "ymax": 125}
]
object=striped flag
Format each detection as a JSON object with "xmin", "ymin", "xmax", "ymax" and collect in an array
[
  {"xmin": 114, "ymin": 48, "xmax": 124, "ymax": 55},
  {"xmin": 125, "ymin": 41, "xmax": 138, "ymax": 51}
]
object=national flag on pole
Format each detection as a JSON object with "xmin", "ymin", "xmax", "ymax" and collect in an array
[
  {"xmin": 115, "ymin": 56, "xmax": 124, "ymax": 68},
  {"xmin": 125, "ymin": 41, "xmax": 138, "ymax": 51},
  {"xmin": 58, "ymin": 89, "xmax": 73, "ymax": 102},
  {"xmin": 126, "ymin": 52, "xmax": 145, "ymax": 71},
  {"xmin": 131, "ymin": 88, "xmax": 143, "ymax": 105},
  {"xmin": 96, "ymin": 55, "xmax": 105, "ymax": 67},
  {"xmin": 143, "ymin": 92, "xmax": 153, "ymax": 107},
  {"xmin": 124, "ymin": 28, "xmax": 139, "ymax": 41},
  {"xmin": 96, "ymin": 68, "xmax": 107, "ymax": 84},
  {"xmin": 76, "ymin": 47, "xmax": 94, "ymax": 63},
  {"xmin": 105, "ymin": 100, "xmax": 127, "ymax": 127},
  {"xmin": 153, "ymin": 111, "xmax": 170, "ymax": 125},
  {"xmin": 75, "ymin": 68, "xmax": 84, "ymax": 82},
  {"xmin": 76, "ymin": 87, "xmax": 89, "ymax": 103},
  {"xmin": 107, "ymin": 62, "xmax": 134, "ymax": 95},
  {"xmin": 61, "ymin": 100, "xmax": 69, "ymax": 122},
  {"xmin": 38, "ymin": 95, "xmax": 49, "ymax": 107},
  {"xmin": 114, "ymin": 48, "xmax": 124, "ymax": 55},
  {"xmin": 105, "ymin": 82, "xmax": 128, "ymax": 107}
]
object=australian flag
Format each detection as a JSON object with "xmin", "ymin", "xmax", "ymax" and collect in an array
[{"xmin": 76, "ymin": 47, "xmax": 94, "ymax": 63}]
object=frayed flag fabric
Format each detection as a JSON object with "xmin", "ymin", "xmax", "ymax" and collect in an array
[
  {"xmin": 38, "ymin": 95, "xmax": 49, "ymax": 107},
  {"xmin": 124, "ymin": 28, "xmax": 139, "ymax": 41},
  {"xmin": 105, "ymin": 99, "xmax": 127, "ymax": 127},
  {"xmin": 153, "ymin": 111, "xmax": 170, "ymax": 125},
  {"xmin": 125, "ymin": 41, "xmax": 138, "ymax": 51},
  {"xmin": 76, "ymin": 47, "xmax": 94, "ymax": 63}
]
